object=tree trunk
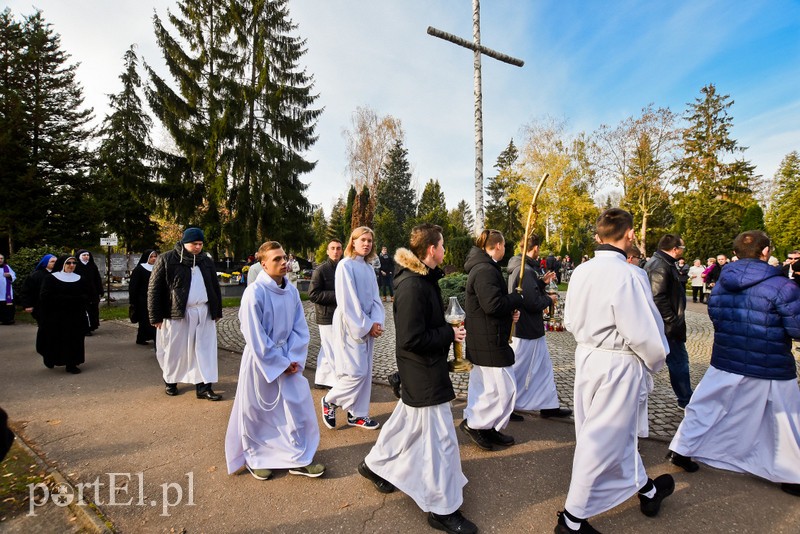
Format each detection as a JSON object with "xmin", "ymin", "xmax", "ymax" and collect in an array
[{"xmin": 473, "ymin": 0, "xmax": 484, "ymax": 236}]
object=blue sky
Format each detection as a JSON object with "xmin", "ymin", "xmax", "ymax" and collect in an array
[{"xmin": 7, "ymin": 0, "xmax": 799, "ymax": 216}]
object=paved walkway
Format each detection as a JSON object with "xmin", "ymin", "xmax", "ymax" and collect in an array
[{"xmin": 216, "ymin": 299, "xmax": 719, "ymax": 441}]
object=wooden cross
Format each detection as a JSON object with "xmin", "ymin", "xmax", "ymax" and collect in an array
[{"xmin": 428, "ymin": 0, "xmax": 524, "ymax": 236}]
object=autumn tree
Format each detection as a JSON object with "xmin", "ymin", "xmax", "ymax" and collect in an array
[
  {"xmin": 515, "ymin": 118, "xmax": 598, "ymax": 258},
  {"xmin": 591, "ymin": 105, "xmax": 678, "ymax": 255},
  {"xmin": 343, "ymin": 106, "xmax": 404, "ymax": 209}
]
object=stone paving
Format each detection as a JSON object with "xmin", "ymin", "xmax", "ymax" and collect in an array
[{"xmin": 214, "ymin": 298, "xmax": 723, "ymax": 441}]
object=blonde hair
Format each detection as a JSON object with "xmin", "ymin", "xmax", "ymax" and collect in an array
[
  {"xmin": 256, "ymin": 241, "xmax": 283, "ymax": 262},
  {"xmin": 345, "ymin": 226, "xmax": 377, "ymax": 261}
]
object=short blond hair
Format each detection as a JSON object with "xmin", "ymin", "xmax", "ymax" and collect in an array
[
  {"xmin": 345, "ymin": 226, "xmax": 377, "ymax": 261},
  {"xmin": 256, "ymin": 241, "xmax": 282, "ymax": 262}
]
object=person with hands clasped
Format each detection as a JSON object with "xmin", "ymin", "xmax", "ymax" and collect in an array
[{"xmin": 225, "ymin": 241, "xmax": 324, "ymax": 480}]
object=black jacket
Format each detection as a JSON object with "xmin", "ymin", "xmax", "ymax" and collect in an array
[
  {"xmin": 644, "ymin": 250, "xmax": 686, "ymax": 342},
  {"xmin": 507, "ymin": 255, "xmax": 552, "ymax": 340},
  {"xmin": 147, "ymin": 243, "xmax": 222, "ymax": 324},
  {"xmin": 379, "ymin": 253, "xmax": 394, "ymax": 275},
  {"xmin": 464, "ymin": 247, "xmax": 524, "ymax": 367},
  {"xmin": 309, "ymin": 259, "xmax": 338, "ymax": 325},
  {"xmin": 392, "ymin": 248, "xmax": 455, "ymax": 407}
]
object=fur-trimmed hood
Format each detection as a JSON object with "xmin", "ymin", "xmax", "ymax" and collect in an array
[{"xmin": 394, "ymin": 248, "xmax": 428, "ymax": 276}]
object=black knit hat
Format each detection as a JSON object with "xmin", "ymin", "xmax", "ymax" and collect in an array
[{"xmin": 181, "ymin": 227, "xmax": 205, "ymax": 243}]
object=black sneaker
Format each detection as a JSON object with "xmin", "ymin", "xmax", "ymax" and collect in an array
[
  {"xmin": 484, "ymin": 428, "xmax": 514, "ymax": 446},
  {"xmin": 387, "ymin": 372, "xmax": 402, "ymax": 399},
  {"xmin": 541, "ymin": 407, "xmax": 573, "ymax": 418},
  {"xmin": 427, "ymin": 510, "xmax": 477, "ymax": 534},
  {"xmin": 555, "ymin": 511, "xmax": 601, "ymax": 533},
  {"xmin": 358, "ymin": 460, "xmax": 394, "ymax": 493},
  {"xmin": 639, "ymin": 474, "xmax": 675, "ymax": 517},
  {"xmin": 459, "ymin": 420, "xmax": 493, "ymax": 451},
  {"xmin": 667, "ymin": 450, "xmax": 699, "ymax": 472},
  {"xmin": 781, "ymin": 483, "xmax": 800, "ymax": 496}
]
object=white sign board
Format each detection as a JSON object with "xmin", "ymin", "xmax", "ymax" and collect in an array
[{"xmin": 100, "ymin": 234, "xmax": 118, "ymax": 246}]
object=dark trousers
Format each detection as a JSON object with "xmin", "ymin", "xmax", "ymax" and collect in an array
[
  {"xmin": 0, "ymin": 302, "xmax": 14, "ymax": 324},
  {"xmin": 666, "ymin": 339, "xmax": 694, "ymax": 408},
  {"xmin": 379, "ymin": 274, "xmax": 394, "ymax": 297},
  {"xmin": 691, "ymin": 286, "xmax": 704, "ymax": 303},
  {"xmin": 136, "ymin": 320, "xmax": 156, "ymax": 344}
]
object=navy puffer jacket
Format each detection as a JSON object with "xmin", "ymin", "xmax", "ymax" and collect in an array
[{"xmin": 708, "ymin": 258, "xmax": 800, "ymax": 380}]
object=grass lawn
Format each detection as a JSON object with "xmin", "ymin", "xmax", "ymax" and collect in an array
[{"xmin": 0, "ymin": 441, "xmax": 49, "ymax": 521}]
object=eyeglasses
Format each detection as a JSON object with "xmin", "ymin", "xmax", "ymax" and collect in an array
[
  {"xmin": 677, "ymin": 245, "xmax": 686, "ymax": 249},
  {"xmin": 789, "ymin": 257, "xmax": 800, "ymax": 261},
  {"xmin": 64, "ymin": 261, "xmax": 77, "ymax": 265}
]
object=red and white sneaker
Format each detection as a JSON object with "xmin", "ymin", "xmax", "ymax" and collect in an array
[
  {"xmin": 347, "ymin": 413, "xmax": 379, "ymax": 430},
  {"xmin": 321, "ymin": 396, "xmax": 336, "ymax": 429}
]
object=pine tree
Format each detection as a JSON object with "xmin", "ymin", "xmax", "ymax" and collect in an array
[
  {"xmin": 765, "ymin": 151, "xmax": 800, "ymax": 253},
  {"xmin": 145, "ymin": 0, "xmax": 241, "ymax": 256},
  {"xmin": 326, "ymin": 197, "xmax": 346, "ymax": 243},
  {"xmin": 676, "ymin": 84, "xmax": 760, "ymax": 258},
  {"xmin": 0, "ymin": 10, "xmax": 96, "ymax": 252},
  {"xmin": 485, "ymin": 140, "xmax": 522, "ymax": 245},
  {"xmin": 227, "ymin": 0, "xmax": 319, "ymax": 255},
  {"xmin": 416, "ymin": 179, "xmax": 449, "ymax": 230},
  {"xmin": 374, "ymin": 139, "xmax": 416, "ymax": 250},
  {"xmin": 448, "ymin": 200, "xmax": 474, "ymax": 237},
  {"xmin": 342, "ymin": 185, "xmax": 356, "ymax": 239},
  {"xmin": 97, "ymin": 46, "xmax": 159, "ymax": 251}
]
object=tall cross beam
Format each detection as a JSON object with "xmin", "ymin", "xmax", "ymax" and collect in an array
[{"xmin": 427, "ymin": 0, "xmax": 524, "ymax": 236}]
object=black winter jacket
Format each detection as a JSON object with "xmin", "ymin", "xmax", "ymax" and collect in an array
[
  {"xmin": 464, "ymin": 247, "xmax": 524, "ymax": 367},
  {"xmin": 309, "ymin": 259, "xmax": 338, "ymax": 325},
  {"xmin": 392, "ymin": 248, "xmax": 455, "ymax": 407},
  {"xmin": 147, "ymin": 243, "xmax": 222, "ymax": 324},
  {"xmin": 378, "ymin": 253, "xmax": 394, "ymax": 275},
  {"xmin": 644, "ymin": 250, "xmax": 686, "ymax": 342},
  {"xmin": 507, "ymin": 255, "xmax": 552, "ymax": 340}
]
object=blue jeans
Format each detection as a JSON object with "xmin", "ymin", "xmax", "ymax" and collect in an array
[{"xmin": 666, "ymin": 339, "xmax": 693, "ymax": 407}]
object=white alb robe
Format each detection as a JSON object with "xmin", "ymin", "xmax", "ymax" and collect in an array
[
  {"xmin": 670, "ymin": 366, "xmax": 800, "ymax": 484},
  {"xmin": 510, "ymin": 336, "xmax": 559, "ymax": 411},
  {"xmin": 314, "ymin": 324, "xmax": 337, "ymax": 388},
  {"xmin": 563, "ymin": 250, "xmax": 668, "ymax": 518},
  {"xmin": 463, "ymin": 366, "xmax": 516, "ymax": 430},
  {"xmin": 366, "ymin": 400, "xmax": 467, "ymax": 515},
  {"xmin": 156, "ymin": 266, "xmax": 218, "ymax": 384},
  {"xmin": 0, "ymin": 264, "xmax": 16, "ymax": 302},
  {"xmin": 326, "ymin": 256, "xmax": 384, "ymax": 417},
  {"xmin": 225, "ymin": 272, "xmax": 319, "ymax": 473}
]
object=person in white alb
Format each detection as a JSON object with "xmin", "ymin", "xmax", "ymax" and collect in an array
[
  {"xmin": 556, "ymin": 208, "xmax": 674, "ymax": 534},
  {"xmin": 225, "ymin": 241, "xmax": 324, "ymax": 480},
  {"xmin": 321, "ymin": 226, "xmax": 384, "ymax": 430}
]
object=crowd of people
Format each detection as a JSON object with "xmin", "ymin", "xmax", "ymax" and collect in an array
[{"xmin": 2, "ymin": 211, "xmax": 799, "ymax": 534}]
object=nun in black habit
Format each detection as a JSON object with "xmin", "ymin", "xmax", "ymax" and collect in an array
[
  {"xmin": 128, "ymin": 249, "xmax": 158, "ymax": 345},
  {"xmin": 38, "ymin": 255, "xmax": 88, "ymax": 373},
  {"xmin": 75, "ymin": 249, "xmax": 103, "ymax": 333}
]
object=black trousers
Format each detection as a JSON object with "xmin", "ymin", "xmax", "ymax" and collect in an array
[
  {"xmin": 0, "ymin": 302, "xmax": 14, "ymax": 324},
  {"xmin": 692, "ymin": 286, "xmax": 704, "ymax": 303}
]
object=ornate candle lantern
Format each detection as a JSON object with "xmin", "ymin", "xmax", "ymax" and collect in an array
[{"xmin": 445, "ymin": 296, "xmax": 471, "ymax": 372}]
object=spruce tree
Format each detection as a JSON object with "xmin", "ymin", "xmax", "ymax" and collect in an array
[
  {"xmin": 676, "ymin": 84, "xmax": 759, "ymax": 258},
  {"xmin": 485, "ymin": 140, "xmax": 522, "ymax": 245},
  {"xmin": 416, "ymin": 179, "xmax": 449, "ymax": 230},
  {"xmin": 326, "ymin": 197, "xmax": 346, "ymax": 243},
  {"xmin": 0, "ymin": 10, "xmax": 96, "ymax": 251},
  {"xmin": 97, "ymin": 46, "xmax": 159, "ymax": 250},
  {"xmin": 374, "ymin": 139, "xmax": 416, "ymax": 250},
  {"xmin": 145, "ymin": 0, "xmax": 241, "ymax": 256},
  {"xmin": 227, "ymin": 0, "xmax": 320, "ymax": 254}
]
